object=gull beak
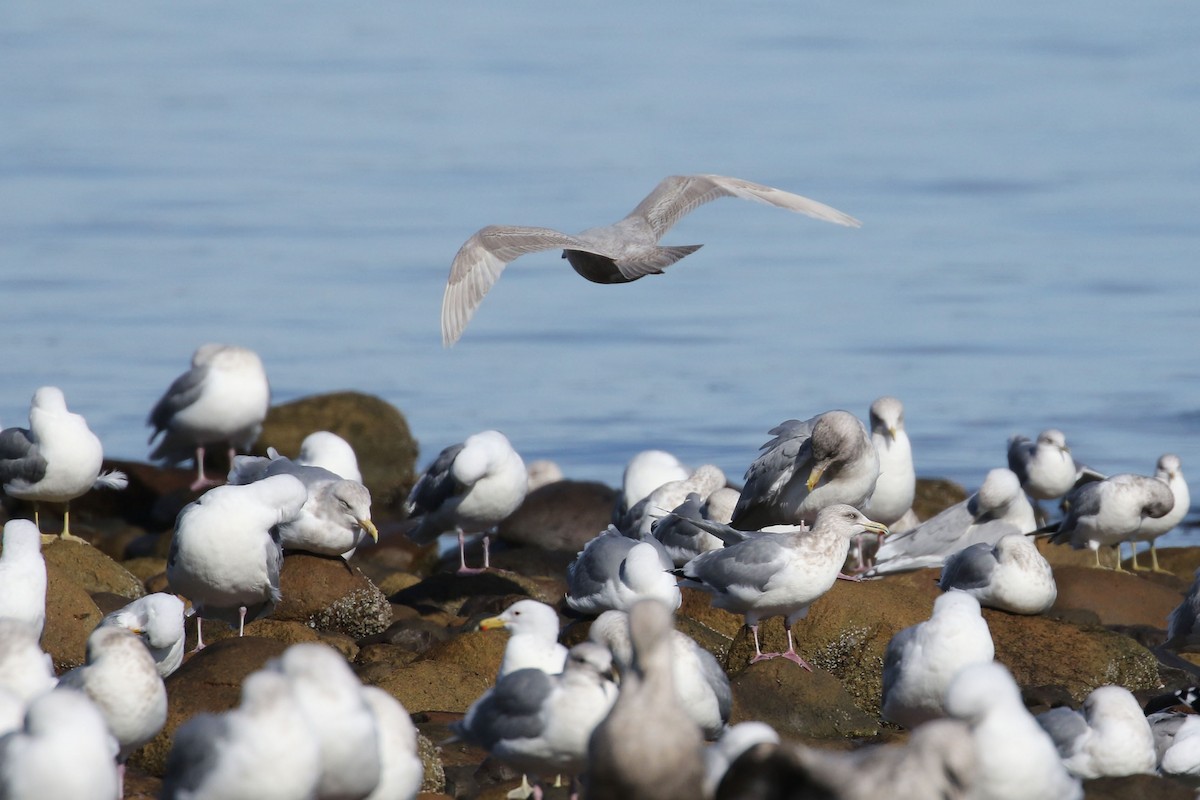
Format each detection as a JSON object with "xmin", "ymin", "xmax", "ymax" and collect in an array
[
  {"xmin": 359, "ymin": 518, "xmax": 379, "ymax": 543},
  {"xmin": 806, "ymin": 464, "xmax": 827, "ymax": 492},
  {"xmin": 863, "ymin": 519, "xmax": 890, "ymax": 542},
  {"xmin": 887, "ymin": 426, "xmax": 898, "ymax": 441},
  {"xmin": 478, "ymin": 616, "xmax": 507, "ymax": 631}
]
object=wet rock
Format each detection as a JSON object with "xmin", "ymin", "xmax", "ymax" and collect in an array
[
  {"xmin": 273, "ymin": 551, "xmax": 393, "ymax": 639},
  {"xmin": 729, "ymin": 658, "xmax": 880, "ymax": 740},
  {"xmin": 42, "ymin": 538, "xmax": 145, "ymax": 600},
  {"xmin": 496, "ymin": 480, "xmax": 618, "ymax": 552},
  {"xmin": 1051, "ymin": 565, "xmax": 1184, "ymax": 628},
  {"xmin": 43, "ymin": 563, "xmax": 104, "ymax": 671}
]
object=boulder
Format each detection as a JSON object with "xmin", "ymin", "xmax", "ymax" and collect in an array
[
  {"xmin": 729, "ymin": 658, "xmax": 880, "ymax": 740},
  {"xmin": 1051, "ymin": 565, "xmax": 1185, "ymax": 628},
  {"xmin": 358, "ymin": 630, "xmax": 506, "ymax": 714},
  {"xmin": 42, "ymin": 563, "xmax": 104, "ymax": 671},
  {"xmin": 911, "ymin": 477, "xmax": 968, "ymax": 521},
  {"xmin": 42, "ymin": 538, "xmax": 145, "ymax": 600},
  {"xmin": 273, "ymin": 551, "xmax": 393, "ymax": 639},
  {"xmin": 496, "ymin": 480, "xmax": 618, "ymax": 552}
]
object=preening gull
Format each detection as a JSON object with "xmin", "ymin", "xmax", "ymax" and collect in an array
[
  {"xmin": 441, "ymin": 174, "xmax": 860, "ymax": 346},
  {"xmin": 651, "ymin": 493, "xmax": 728, "ymax": 567},
  {"xmin": 0, "ymin": 520, "xmax": 46, "ymax": 638},
  {"xmin": 161, "ymin": 669, "xmax": 323, "ymax": 800},
  {"xmin": 0, "ymin": 386, "xmax": 127, "ymax": 542},
  {"xmin": 452, "ymin": 642, "xmax": 618, "ymax": 796},
  {"xmin": 405, "ymin": 430, "xmax": 527, "ymax": 574},
  {"xmin": 587, "ymin": 601, "xmax": 706, "ymax": 800},
  {"xmin": 702, "ymin": 722, "xmax": 780, "ymax": 800},
  {"xmin": 1046, "ymin": 473, "xmax": 1174, "ymax": 570},
  {"xmin": 360, "ymin": 685, "xmax": 423, "ymax": 800},
  {"xmin": 479, "ymin": 599, "xmax": 568, "ymax": 677},
  {"xmin": 147, "ymin": 344, "xmax": 271, "ymax": 491},
  {"xmin": 296, "ymin": 430, "xmax": 363, "ymax": 483},
  {"xmin": 866, "ymin": 396, "xmax": 916, "ymax": 529},
  {"xmin": 229, "ymin": 454, "xmax": 377, "ymax": 557},
  {"xmin": 267, "ymin": 642, "xmax": 382, "ymax": 800},
  {"xmin": 0, "ymin": 619, "xmax": 57, "ymax": 703},
  {"xmin": 680, "ymin": 504, "xmax": 888, "ymax": 668},
  {"xmin": 100, "ymin": 592, "xmax": 187, "ymax": 678},
  {"xmin": 566, "ymin": 529, "xmax": 680, "ymax": 614},
  {"xmin": 938, "ymin": 534, "xmax": 1057, "ymax": 615},
  {"xmin": 732, "ymin": 411, "xmax": 879, "ymax": 531},
  {"xmin": 56, "ymin": 625, "xmax": 168, "ymax": 762},
  {"xmin": 1035, "ymin": 685, "xmax": 1157, "ymax": 779},
  {"xmin": 880, "ymin": 590, "xmax": 994, "ymax": 729},
  {"xmin": 589, "ymin": 609, "xmax": 731, "ymax": 740},
  {"xmin": 1007, "ymin": 429, "xmax": 1080, "ymax": 502},
  {"xmin": 167, "ymin": 474, "xmax": 307, "ymax": 647},
  {"xmin": 943, "ymin": 661, "xmax": 1081, "ymax": 800},
  {"xmin": 614, "ymin": 449, "xmax": 690, "ymax": 524},
  {"xmin": 1130, "ymin": 454, "xmax": 1188, "ymax": 573},
  {"xmin": 0, "ymin": 689, "xmax": 121, "ymax": 800},
  {"xmin": 868, "ymin": 468, "xmax": 1035, "ymax": 576},
  {"xmin": 621, "ymin": 464, "xmax": 727, "ymax": 538}
]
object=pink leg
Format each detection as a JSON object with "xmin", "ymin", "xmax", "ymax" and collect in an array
[
  {"xmin": 190, "ymin": 446, "xmax": 220, "ymax": 491},
  {"xmin": 748, "ymin": 623, "xmax": 782, "ymax": 663},
  {"xmin": 780, "ymin": 629, "xmax": 813, "ymax": 671},
  {"xmin": 192, "ymin": 616, "xmax": 206, "ymax": 653},
  {"xmin": 238, "ymin": 606, "xmax": 247, "ymax": 637},
  {"xmin": 837, "ymin": 572, "xmax": 863, "ymax": 582},
  {"xmin": 456, "ymin": 528, "xmax": 487, "ymax": 575}
]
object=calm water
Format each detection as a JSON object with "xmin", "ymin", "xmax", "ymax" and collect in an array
[{"xmin": 3, "ymin": 3, "xmax": 1199, "ymax": 539}]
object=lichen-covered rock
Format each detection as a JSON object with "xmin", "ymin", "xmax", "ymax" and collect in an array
[
  {"xmin": 358, "ymin": 630, "xmax": 506, "ymax": 714},
  {"xmin": 496, "ymin": 479, "xmax": 618, "ymax": 552},
  {"xmin": 42, "ymin": 538, "xmax": 145, "ymax": 600},
  {"xmin": 273, "ymin": 551, "xmax": 393, "ymax": 639}
]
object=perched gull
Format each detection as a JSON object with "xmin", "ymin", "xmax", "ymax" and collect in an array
[
  {"xmin": 868, "ymin": 468, "xmax": 1035, "ymax": 576},
  {"xmin": 99, "ymin": 592, "xmax": 187, "ymax": 678},
  {"xmin": 0, "ymin": 520, "xmax": 47, "ymax": 638},
  {"xmin": 441, "ymin": 174, "xmax": 860, "ymax": 346},
  {"xmin": 866, "ymin": 396, "xmax": 916, "ymax": 530},
  {"xmin": 147, "ymin": 344, "xmax": 271, "ymax": 491},
  {"xmin": 453, "ymin": 642, "xmax": 618, "ymax": 797},
  {"xmin": 651, "ymin": 493, "xmax": 728, "ymax": 567},
  {"xmin": 405, "ymin": 430, "xmax": 527, "ymax": 574},
  {"xmin": 937, "ymin": 534, "xmax": 1057, "ymax": 615},
  {"xmin": 167, "ymin": 474, "xmax": 307, "ymax": 647},
  {"xmin": 614, "ymin": 449, "xmax": 691, "ymax": 524},
  {"xmin": 296, "ymin": 430, "xmax": 363, "ymax": 483},
  {"xmin": 360, "ymin": 685, "xmax": 423, "ymax": 800},
  {"xmin": 1168, "ymin": 569, "xmax": 1200, "ymax": 643},
  {"xmin": 1129, "ymin": 454, "xmax": 1188, "ymax": 573},
  {"xmin": 1035, "ymin": 685, "xmax": 1157, "ymax": 779},
  {"xmin": 0, "ymin": 386, "xmax": 127, "ymax": 542},
  {"xmin": 589, "ymin": 608, "xmax": 732, "ymax": 740},
  {"xmin": 0, "ymin": 619, "xmax": 57, "ymax": 703},
  {"xmin": 587, "ymin": 600, "xmax": 706, "ymax": 800},
  {"xmin": 1159, "ymin": 714, "xmax": 1200, "ymax": 780},
  {"xmin": 880, "ymin": 591, "xmax": 994, "ymax": 729},
  {"xmin": 0, "ymin": 689, "xmax": 121, "ymax": 800},
  {"xmin": 57, "ymin": 625, "xmax": 168, "ymax": 762},
  {"xmin": 702, "ymin": 722, "xmax": 780, "ymax": 800},
  {"xmin": 566, "ymin": 528, "xmax": 680, "ymax": 615},
  {"xmin": 1046, "ymin": 473, "xmax": 1174, "ymax": 570},
  {"xmin": 479, "ymin": 599, "xmax": 568, "ymax": 677},
  {"xmin": 732, "ymin": 411, "xmax": 879, "ymax": 531},
  {"xmin": 267, "ymin": 643, "xmax": 382, "ymax": 800},
  {"xmin": 229, "ymin": 454, "xmax": 377, "ymax": 557},
  {"xmin": 161, "ymin": 668, "xmax": 323, "ymax": 800},
  {"xmin": 680, "ymin": 504, "xmax": 888, "ymax": 668},
  {"xmin": 1007, "ymin": 429, "xmax": 1080, "ymax": 503},
  {"xmin": 621, "ymin": 464, "xmax": 727, "ymax": 538},
  {"xmin": 944, "ymin": 661, "xmax": 1082, "ymax": 800}
]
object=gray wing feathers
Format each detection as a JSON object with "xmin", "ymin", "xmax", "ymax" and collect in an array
[
  {"xmin": 161, "ymin": 713, "xmax": 230, "ymax": 798},
  {"xmin": 1037, "ymin": 707, "xmax": 1089, "ymax": 758},
  {"xmin": 0, "ymin": 427, "xmax": 46, "ymax": 486},
  {"xmin": 685, "ymin": 537, "xmax": 785, "ymax": 594},
  {"xmin": 455, "ymin": 668, "xmax": 552, "ymax": 749},
  {"xmin": 568, "ymin": 529, "xmax": 638, "ymax": 595},
  {"xmin": 938, "ymin": 544, "xmax": 998, "ymax": 591},
  {"xmin": 696, "ymin": 646, "xmax": 733, "ymax": 725},
  {"xmin": 734, "ymin": 419, "xmax": 815, "ymax": 524},
  {"xmin": 407, "ymin": 443, "xmax": 468, "ymax": 516},
  {"xmin": 148, "ymin": 365, "xmax": 211, "ymax": 436}
]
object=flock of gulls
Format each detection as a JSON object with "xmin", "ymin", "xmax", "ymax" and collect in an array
[{"xmin": 0, "ymin": 174, "xmax": 1197, "ymax": 799}]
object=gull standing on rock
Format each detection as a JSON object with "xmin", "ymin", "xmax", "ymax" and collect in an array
[
  {"xmin": 1129, "ymin": 454, "xmax": 1188, "ymax": 573},
  {"xmin": 0, "ymin": 520, "xmax": 47, "ymax": 639},
  {"xmin": 147, "ymin": 344, "xmax": 271, "ymax": 491},
  {"xmin": 296, "ymin": 431, "xmax": 363, "ymax": 482},
  {"xmin": 0, "ymin": 386, "xmax": 127, "ymax": 542},
  {"xmin": 1046, "ymin": 473, "xmax": 1174, "ymax": 570},
  {"xmin": 167, "ymin": 473, "xmax": 308, "ymax": 647},
  {"xmin": 680, "ymin": 505, "xmax": 888, "ymax": 668},
  {"xmin": 868, "ymin": 468, "xmax": 1036, "ymax": 576},
  {"xmin": 1007, "ymin": 429, "xmax": 1079, "ymax": 501},
  {"xmin": 732, "ymin": 411, "xmax": 879, "ymax": 531},
  {"xmin": 1035, "ymin": 685, "xmax": 1157, "ymax": 779},
  {"xmin": 99, "ymin": 592, "xmax": 188, "ymax": 678},
  {"xmin": 479, "ymin": 599, "xmax": 568, "ymax": 677},
  {"xmin": 866, "ymin": 397, "xmax": 917, "ymax": 530},
  {"xmin": 937, "ymin": 534, "xmax": 1057, "ymax": 615},
  {"xmin": 405, "ymin": 430, "xmax": 527, "ymax": 574},
  {"xmin": 441, "ymin": 174, "xmax": 860, "ymax": 346}
]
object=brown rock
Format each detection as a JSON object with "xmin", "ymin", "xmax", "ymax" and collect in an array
[
  {"xmin": 1136, "ymin": 546, "xmax": 1200, "ymax": 582},
  {"xmin": 42, "ymin": 538, "xmax": 145, "ymax": 600},
  {"xmin": 1051, "ymin": 565, "xmax": 1185, "ymax": 628},
  {"xmin": 390, "ymin": 570, "xmax": 565, "ymax": 617},
  {"xmin": 359, "ymin": 630, "xmax": 505, "ymax": 714},
  {"xmin": 1083, "ymin": 774, "xmax": 1195, "ymax": 799},
  {"xmin": 273, "ymin": 551, "xmax": 393, "ymax": 639},
  {"xmin": 729, "ymin": 658, "xmax": 880, "ymax": 740},
  {"xmin": 912, "ymin": 477, "xmax": 968, "ymax": 522},
  {"xmin": 121, "ymin": 557, "xmax": 169, "ymax": 586},
  {"xmin": 256, "ymin": 391, "xmax": 419, "ymax": 512},
  {"xmin": 496, "ymin": 480, "xmax": 618, "ymax": 552},
  {"xmin": 186, "ymin": 618, "xmax": 324, "ymax": 651},
  {"xmin": 42, "ymin": 563, "xmax": 104, "ymax": 671},
  {"xmin": 679, "ymin": 586, "xmax": 751, "ymax": 642}
]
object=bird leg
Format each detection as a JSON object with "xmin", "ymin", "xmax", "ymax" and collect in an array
[
  {"xmin": 57, "ymin": 502, "xmax": 89, "ymax": 544},
  {"xmin": 189, "ymin": 446, "xmax": 220, "ymax": 492},
  {"xmin": 567, "ymin": 776, "xmax": 581, "ymax": 800},
  {"xmin": 1150, "ymin": 542, "xmax": 1172, "ymax": 574},
  {"xmin": 192, "ymin": 616, "xmax": 206, "ymax": 653},
  {"xmin": 837, "ymin": 572, "xmax": 864, "ymax": 582},
  {"xmin": 1130, "ymin": 543, "xmax": 1146, "ymax": 571},
  {"xmin": 506, "ymin": 774, "xmax": 535, "ymax": 800},
  {"xmin": 1111, "ymin": 545, "xmax": 1127, "ymax": 573},
  {"xmin": 748, "ymin": 624, "xmax": 782, "ymax": 663},
  {"xmin": 781, "ymin": 628, "xmax": 814, "ymax": 671},
  {"xmin": 1090, "ymin": 547, "xmax": 1103, "ymax": 569},
  {"xmin": 238, "ymin": 606, "xmax": 248, "ymax": 636},
  {"xmin": 456, "ymin": 528, "xmax": 488, "ymax": 575}
]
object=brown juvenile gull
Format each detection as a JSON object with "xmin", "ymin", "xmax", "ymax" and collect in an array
[
  {"xmin": 1046, "ymin": 473, "xmax": 1174, "ymax": 570},
  {"xmin": 1129, "ymin": 453, "xmax": 1188, "ymax": 573},
  {"xmin": 679, "ymin": 505, "xmax": 888, "ymax": 668},
  {"xmin": 147, "ymin": 344, "xmax": 271, "ymax": 491},
  {"xmin": 441, "ymin": 174, "xmax": 860, "ymax": 345},
  {"xmin": 587, "ymin": 600, "xmax": 706, "ymax": 800},
  {"xmin": 0, "ymin": 386, "xmax": 127, "ymax": 542},
  {"xmin": 732, "ymin": 411, "xmax": 879, "ymax": 531}
]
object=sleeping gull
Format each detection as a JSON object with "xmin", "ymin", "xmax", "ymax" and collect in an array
[
  {"xmin": 1159, "ymin": 714, "xmax": 1200, "ymax": 780},
  {"xmin": 229, "ymin": 454, "xmax": 377, "ymax": 557},
  {"xmin": 161, "ymin": 668, "xmax": 323, "ymax": 800},
  {"xmin": 405, "ymin": 429, "xmax": 527, "ymax": 574},
  {"xmin": 1046, "ymin": 473, "xmax": 1174, "ymax": 570},
  {"xmin": 589, "ymin": 608, "xmax": 732, "ymax": 740},
  {"xmin": 614, "ymin": 449, "xmax": 691, "ymax": 524},
  {"xmin": 680, "ymin": 504, "xmax": 888, "ymax": 668},
  {"xmin": 452, "ymin": 642, "xmax": 618, "ymax": 798},
  {"xmin": 1129, "ymin": 454, "xmax": 1188, "ymax": 573},
  {"xmin": 479, "ymin": 599, "xmax": 568, "ymax": 677},
  {"xmin": 937, "ymin": 534, "xmax": 1057, "ymax": 615},
  {"xmin": 0, "ymin": 619, "xmax": 57, "ymax": 703},
  {"xmin": 56, "ymin": 625, "xmax": 168, "ymax": 762},
  {"xmin": 0, "ymin": 689, "xmax": 121, "ymax": 800},
  {"xmin": 441, "ymin": 174, "xmax": 860, "ymax": 346},
  {"xmin": 147, "ymin": 344, "xmax": 271, "ymax": 491},
  {"xmin": 99, "ymin": 592, "xmax": 187, "ymax": 678},
  {"xmin": 0, "ymin": 520, "xmax": 47, "ymax": 638},
  {"xmin": 865, "ymin": 396, "xmax": 916, "ymax": 530},
  {"xmin": 1006, "ymin": 429, "xmax": 1079, "ymax": 503},
  {"xmin": 880, "ymin": 590, "xmax": 994, "ymax": 729},
  {"xmin": 566, "ymin": 528, "xmax": 680, "ymax": 614},
  {"xmin": 360, "ymin": 685, "xmax": 424, "ymax": 800},
  {"xmin": 732, "ymin": 411, "xmax": 879, "ymax": 531},
  {"xmin": 296, "ymin": 430, "xmax": 363, "ymax": 482},
  {"xmin": 868, "ymin": 468, "xmax": 1035, "ymax": 576},
  {"xmin": 1035, "ymin": 685, "xmax": 1157, "ymax": 779},
  {"xmin": 0, "ymin": 386, "xmax": 127, "ymax": 542},
  {"xmin": 267, "ymin": 642, "xmax": 382, "ymax": 800},
  {"xmin": 587, "ymin": 600, "xmax": 706, "ymax": 800},
  {"xmin": 702, "ymin": 722, "xmax": 780, "ymax": 800},
  {"xmin": 944, "ymin": 661, "xmax": 1082, "ymax": 800},
  {"xmin": 621, "ymin": 463, "xmax": 727, "ymax": 538},
  {"xmin": 166, "ymin": 474, "xmax": 307, "ymax": 648}
]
